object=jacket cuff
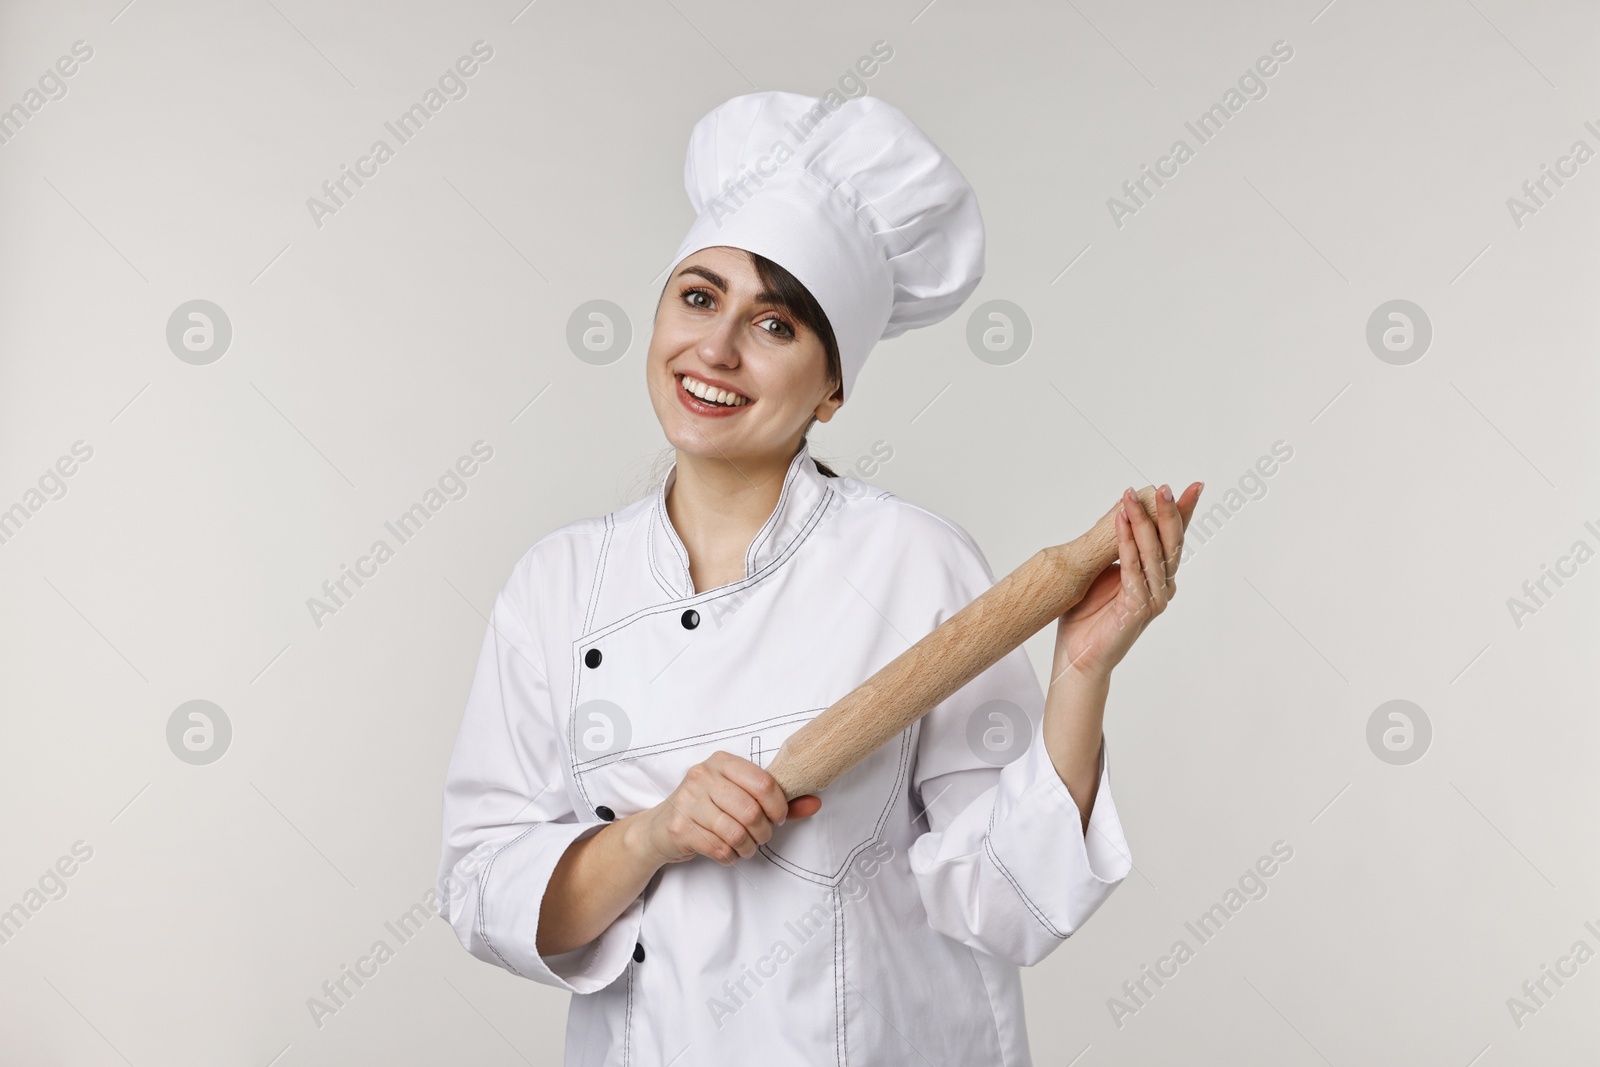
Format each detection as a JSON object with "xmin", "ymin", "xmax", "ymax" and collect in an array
[
  {"xmin": 983, "ymin": 722, "xmax": 1132, "ymax": 939},
  {"xmin": 477, "ymin": 821, "xmax": 642, "ymax": 993}
]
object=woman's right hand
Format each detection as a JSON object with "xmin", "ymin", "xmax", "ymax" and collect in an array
[
  {"xmin": 638, "ymin": 751, "xmax": 821, "ymax": 867},
  {"xmin": 539, "ymin": 754, "xmax": 825, "ymax": 955}
]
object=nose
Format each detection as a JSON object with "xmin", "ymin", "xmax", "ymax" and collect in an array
[{"xmin": 696, "ymin": 314, "xmax": 741, "ymax": 370}]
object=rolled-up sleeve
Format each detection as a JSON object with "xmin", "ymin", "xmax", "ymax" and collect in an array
[
  {"xmin": 909, "ymin": 722, "xmax": 1131, "ymax": 965},
  {"xmin": 904, "ymin": 518, "xmax": 1133, "ymax": 966},
  {"xmin": 436, "ymin": 568, "xmax": 640, "ymax": 993}
]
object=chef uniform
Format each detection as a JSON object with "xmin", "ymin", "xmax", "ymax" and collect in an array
[{"xmin": 436, "ymin": 91, "xmax": 1132, "ymax": 1066}]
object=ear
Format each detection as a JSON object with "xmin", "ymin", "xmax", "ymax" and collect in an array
[{"xmin": 813, "ymin": 381, "xmax": 845, "ymax": 424}]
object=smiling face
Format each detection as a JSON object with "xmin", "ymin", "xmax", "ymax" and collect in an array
[{"xmin": 647, "ymin": 246, "xmax": 843, "ymax": 470}]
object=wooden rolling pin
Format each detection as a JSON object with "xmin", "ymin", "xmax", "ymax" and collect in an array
[{"xmin": 767, "ymin": 486, "xmax": 1164, "ymax": 800}]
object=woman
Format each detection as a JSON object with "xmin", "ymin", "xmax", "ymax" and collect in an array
[{"xmin": 437, "ymin": 90, "xmax": 1200, "ymax": 1066}]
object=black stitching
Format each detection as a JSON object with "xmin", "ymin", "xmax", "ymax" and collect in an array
[
  {"xmin": 978, "ymin": 739, "xmax": 1115, "ymax": 942},
  {"xmin": 474, "ymin": 825, "xmax": 541, "ymax": 978},
  {"xmin": 572, "ymin": 709, "xmax": 820, "ymax": 774},
  {"xmin": 562, "ymin": 471, "xmax": 835, "ymax": 868},
  {"xmin": 622, "ymin": 954, "xmax": 634, "ymax": 1067},
  {"xmin": 564, "ymin": 480, "xmax": 834, "ymax": 801},
  {"xmin": 645, "ymin": 509, "xmax": 680, "ymax": 600},
  {"xmin": 656, "ymin": 488, "xmax": 694, "ymax": 597},
  {"xmin": 981, "ymin": 805, "xmax": 1070, "ymax": 940},
  {"xmin": 650, "ymin": 488, "xmax": 692, "ymax": 599},
  {"xmin": 756, "ymin": 727, "xmax": 913, "ymax": 884},
  {"xmin": 569, "ymin": 642, "xmax": 595, "ymax": 811},
  {"xmin": 578, "ymin": 482, "xmax": 835, "ymax": 644},
  {"xmin": 745, "ymin": 448, "xmax": 806, "ymax": 575},
  {"xmin": 834, "ymin": 883, "xmax": 847, "ymax": 1067},
  {"xmin": 583, "ymin": 513, "xmax": 615, "ymax": 633},
  {"xmin": 570, "ymin": 517, "xmax": 616, "ymax": 811}
]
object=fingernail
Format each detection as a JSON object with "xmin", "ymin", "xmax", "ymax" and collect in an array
[
  {"xmin": 1160, "ymin": 484, "xmax": 1173, "ymax": 502},
  {"xmin": 1197, "ymin": 481, "xmax": 1205, "ymax": 495}
]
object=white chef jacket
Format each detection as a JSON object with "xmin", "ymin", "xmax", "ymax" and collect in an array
[{"xmin": 436, "ymin": 443, "xmax": 1132, "ymax": 1066}]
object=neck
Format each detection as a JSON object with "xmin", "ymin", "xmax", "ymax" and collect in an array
[{"xmin": 665, "ymin": 445, "xmax": 799, "ymax": 592}]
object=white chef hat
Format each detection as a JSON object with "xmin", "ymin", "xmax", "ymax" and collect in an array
[{"xmin": 668, "ymin": 90, "xmax": 985, "ymax": 401}]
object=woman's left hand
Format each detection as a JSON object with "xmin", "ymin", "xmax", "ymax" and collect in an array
[{"xmin": 1053, "ymin": 482, "xmax": 1203, "ymax": 682}]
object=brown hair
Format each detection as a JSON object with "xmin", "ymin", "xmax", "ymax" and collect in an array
[{"xmin": 747, "ymin": 251, "xmax": 842, "ymax": 477}]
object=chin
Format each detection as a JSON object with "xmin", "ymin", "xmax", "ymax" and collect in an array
[{"xmin": 664, "ymin": 428, "xmax": 742, "ymax": 460}]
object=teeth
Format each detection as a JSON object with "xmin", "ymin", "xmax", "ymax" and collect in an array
[{"xmin": 680, "ymin": 374, "xmax": 747, "ymax": 407}]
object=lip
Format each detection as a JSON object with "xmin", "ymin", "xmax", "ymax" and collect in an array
[{"xmin": 673, "ymin": 372, "xmax": 751, "ymax": 419}]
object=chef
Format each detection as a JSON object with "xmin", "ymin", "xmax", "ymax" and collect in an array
[{"xmin": 436, "ymin": 89, "xmax": 1200, "ymax": 1066}]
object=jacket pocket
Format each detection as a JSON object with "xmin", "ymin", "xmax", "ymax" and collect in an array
[{"xmin": 572, "ymin": 710, "xmax": 912, "ymax": 887}]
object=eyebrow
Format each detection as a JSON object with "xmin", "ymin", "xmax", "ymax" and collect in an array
[{"xmin": 674, "ymin": 265, "xmax": 785, "ymax": 306}]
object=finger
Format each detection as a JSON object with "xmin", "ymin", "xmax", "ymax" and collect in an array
[
  {"xmin": 695, "ymin": 801, "xmax": 758, "ymax": 862},
  {"xmin": 708, "ymin": 775, "xmax": 774, "ymax": 848},
  {"xmin": 1155, "ymin": 484, "xmax": 1184, "ymax": 582},
  {"xmin": 1064, "ymin": 562, "xmax": 1122, "ymax": 621},
  {"xmin": 663, "ymin": 789, "xmax": 743, "ymax": 865},
  {"xmin": 1116, "ymin": 505, "xmax": 1149, "ymax": 618},
  {"xmin": 1124, "ymin": 488, "xmax": 1168, "ymax": 606},
  {"xmin": 672, "ymin": 763, "xmax": 758, "ymax": 861},
  {"xmin": 709, "ymin": 750, "xmax": 790, "ymax": 826},
  {"xmin": 787, "ymin": 795, "xmax": 822, "ymax": 820},
  {"xmin": 1175, "ymin": 481, "xmax": 1204, "ymax": 528}
]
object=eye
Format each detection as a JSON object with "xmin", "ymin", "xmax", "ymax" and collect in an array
[
  {"xmin": 758, "ymin": 314, "xmax": 795, "ymax": 340},
  {"xmin": 681, "ymin": 285, "xmax": 796, "ymax": 340}
]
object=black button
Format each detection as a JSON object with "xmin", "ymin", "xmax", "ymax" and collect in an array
[
  {"xmin": 633, "ymin": 942, "xmax": 645, "ymax": 963},
  {"xmin": 681, "ymin": 609, "xmax": 699, "ymax": 630},
  {"xmin": 595, "ymin": 805, "xmax": 615, "ymax": 822},
  {"xmin": 584, "ymin": 648, "xmax": 602, "ymax": 669}
]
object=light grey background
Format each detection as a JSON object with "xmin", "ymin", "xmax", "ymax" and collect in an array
[{"xmin": 1, "ymin": 0, "xmax": 1596, "ymax": 1063}]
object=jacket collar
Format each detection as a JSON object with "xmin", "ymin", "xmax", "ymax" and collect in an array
[{"xmin": 648, "ymin": 442, "xmax": 834, "ymax": 599}]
